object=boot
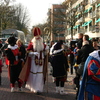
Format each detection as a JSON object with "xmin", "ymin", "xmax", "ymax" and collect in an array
[
  {"xmin": 10, "ymin": 83, "xmax": 15, "ymax": 92},
  {"xmin": 60, "ymin": 87, "xmax": 68, "ymax": 95},
  {"xmin": 56, "ymin": 87, "xmax": 60, "ymax": 93},
  {"xmin": 11, "ymin": 87, "xmax": 15, "ymax": 92}
]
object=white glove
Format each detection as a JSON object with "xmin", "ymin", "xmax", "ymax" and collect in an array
[
  {"xmin": 29, "ymin": 52, "xmax": 34, "ymax": 55},
  {"xmin": 29, "ymin": 52, "xmax": 39, "ymax": 56},
  {"xmin": 33, "ymin": 52, "xmax": 39, "ymax": 56}
]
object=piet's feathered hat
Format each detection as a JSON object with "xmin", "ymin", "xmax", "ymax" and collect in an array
[
  {"xmin": 54, "ymin": 40, "xmax": 63, "ymax": 50},
  {"xmin": 32, "ymin": 27, "xmax": 41, "ymax": 36},
  {"xmin": 8, "ymin": 36, "xmax": 17, "ymax": 46},
  {"xmin": 54, "ymin": 42, "xmax": 62, "ymax": 50}
]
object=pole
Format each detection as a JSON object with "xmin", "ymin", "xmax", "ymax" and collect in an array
[
  {"xmin": 58, "ymin": 34, "xmax": 59, "ymax": 41},
  {"xmin": 1, "ymin": 18, "xmax": 2, "ymax": 35}
]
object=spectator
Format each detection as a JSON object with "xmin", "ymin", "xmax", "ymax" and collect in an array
[
  {"xmin": 0, "ymin": 39, "xmax": 3, "ymax": 49},
  {"xmin": 92, "ymin": 39, "xmax": 100, "ymax": 50},
  {"xmin": 77, "ymin": 33, "xmax": 83, "ymax": 50},
  {"xmin": 69, "ymin": 42, "xmax": 76, "ymax": 74},
  {"xmin": 83, "ymin": 34, "xmax": 92, "ymax": 47},
  {"xmin": 62, "ymin": 44, "xmax": 70, "ymax": 81},
  {"xmin": 1, "ymin": 39, "xmax": 8, "ymax": 53},
  {"xmin": 75, "ymin": 40, "xmax": 94, "ymax": 99},
  {"xmin": 0, "ymin": 39, "xmax": 9, "ymax": 68},
  {"xmin": 16, "ymin": 39, "xmax": 26, "ymax": 61}
]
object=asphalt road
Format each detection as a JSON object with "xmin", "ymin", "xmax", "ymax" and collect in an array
[{"xmin": 0, "ymin": 64, "xmax": 76, "ymax": 100}]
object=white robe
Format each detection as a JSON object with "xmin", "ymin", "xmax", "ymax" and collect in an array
[{"xmin": 25, "ymin": 46, "xmax": 49, "ymax": 93}]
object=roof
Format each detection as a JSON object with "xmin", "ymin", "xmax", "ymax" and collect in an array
[{"xmin": 1, "ymin": 29, "xmax": 24, "ymax": 35}]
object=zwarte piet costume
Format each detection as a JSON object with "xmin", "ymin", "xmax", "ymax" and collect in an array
[
  {"xmin": 51, "ymin": 42, "xmax": 69, "ymax": 95},
  {"xmin": 5, "ymin": 36, "xmax": 23, "ymax": 92},
  {"xmin": 78, "ymin": 50, "xmax": 100, "ymax": 100}
]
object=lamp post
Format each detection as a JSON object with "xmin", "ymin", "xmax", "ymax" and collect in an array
[
  {"xmin": 0, "ymin": 18, "xmax": 2, "ymax": 36},
  {"xmin": 57, "ymin": 33, "xmax": 60, "ymax": 41},
  {"xmin": 0, "ymin": 17, "xmax": 2, "ymax": 37}
]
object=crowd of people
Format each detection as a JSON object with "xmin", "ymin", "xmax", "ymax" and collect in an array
[
  {"xmin": 49, "ymin": 33, "xmax": 100, "ymax": 99},
  {"xmin": 0, "ymin": 28, "xmax": 100, "ymax": 100}
]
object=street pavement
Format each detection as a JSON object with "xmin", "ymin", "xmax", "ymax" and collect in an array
[{"xmin": 0, "ymin": 64, "xmax": 76, "ymax": 100}]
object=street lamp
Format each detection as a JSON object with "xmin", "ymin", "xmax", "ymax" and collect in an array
[
  {"xmin": 1, "ymin": 18, "xmax": 2, "ymax": 30},
  {"xmin": 57, "ymin": 33, "xmax": 60, "ymax": 41}
]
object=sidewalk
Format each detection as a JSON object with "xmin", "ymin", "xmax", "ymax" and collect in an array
[{"xmin": 0, "ymin": 64, "xmax": 76, "ymax": 100}]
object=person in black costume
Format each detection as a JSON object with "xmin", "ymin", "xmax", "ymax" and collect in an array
[{"xmin": 51, "ymin": 42, "xmax": 69, "ymax": 95}]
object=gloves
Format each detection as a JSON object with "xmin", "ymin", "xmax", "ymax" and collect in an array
[
  {"xmin": 33, "ymin": 52, "xmax": 39, "ymax": 56},
  {"xmin": 29, "ymin": 52, "xmax": 39, "ymax": 56}
]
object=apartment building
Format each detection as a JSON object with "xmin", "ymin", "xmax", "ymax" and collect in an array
[
  {"xmin": 64, "ymin": 0, "xmax": 100, "ymax": 39},
  {"xmin": 47, "ymin": 4, "xmax": 66, "ymax": 42}
]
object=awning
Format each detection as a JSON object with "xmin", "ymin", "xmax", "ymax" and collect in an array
[
  {"xmin": 75, "ymin": 14, "xmax": 81, "ymax": 18},
  {"xmin": 84, "ymin": 7, "xmax": 92, "ymax": 13},
  {"xmin": 74, "ymin": 4, "xmax": 80, "ymax": 9},
  {"xmin": 73, "ymin": 25, "xmax": 80, "ymax": 29},
  {"xmin": 76, "ymin": 4, "xmax": 80, "ymax": 8},
  {"xmin": 95, "ymin": 18, "xmax": 100, "ymax": 23},
  {"xmin": 82, "ymin": 20, "xmax": 92, "ymax": 27},
  {"xmin": 96, "ymin": 3, "xmax": 100, "ymax": 7},
  {"xmin": 68, "ymin": 27, "xmax": 71, "ymax": 30}
]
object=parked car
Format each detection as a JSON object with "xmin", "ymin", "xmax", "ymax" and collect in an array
[{"xmin": 0, "ymin": 38, "xmax": 7, "ymax": 45}]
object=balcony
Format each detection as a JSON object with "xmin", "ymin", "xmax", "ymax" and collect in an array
[
  {"xmin": 77, "ymin": 6, "xmax": 83, "ymax": 12},
  {"xmin": 92, "ymin": 10, "xmax": 100, "ymax": 18},
  {"xmin": 78, "ymin": 27, "xmax": 85, "ymax": 33},
  {"xmin": 75, "ymin": 17, "xmax": 84, "ymax": 24},
  {"xmin": 89, "ymin": 13, "xmax": 93, "ymax": 18},
  {"xmin": 89, "ymin": 26, "xmax": 93, "ymax": 32},
  {"xmin": 90, "ymin": 0, "xmax": 100, "ymax": 5},
  {"xmin": 89, "ymin": 10, "xmax": 100, "ymax": 19},
  {"xmin": 92, "ymin": 25, "xmax": 100, "ymax": 33},
  {"xmin": 85, "ymin": 17, "xmax": 92, "ymax": 22}
]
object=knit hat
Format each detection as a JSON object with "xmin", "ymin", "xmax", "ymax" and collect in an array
[
  {"xmin": 54, "ymin": 42, "xmax": 62, "ymax": 50},
  {"xmin": 32, "ymin": 27, "xmax": 41, "ymax": 36}
]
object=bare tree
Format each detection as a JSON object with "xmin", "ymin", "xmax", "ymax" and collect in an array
[
  {"xmin": 0, "ymin": 0, "xmax": 16, "ymax": 30},
  {"xmin": 14, "ymin": 3, "xmax": 30, "ymax": 33}
]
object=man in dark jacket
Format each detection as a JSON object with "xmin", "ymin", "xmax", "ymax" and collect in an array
[
  {"xmin": 77, "ymin": 33, "xmax": 83, "ymax": 49},
  {"xmin": 77, "ymin": 41, "xmax": 94, "ymax": 75},
  {"xmin": 75, "ymin": 40, "xmax": 94, "ymax": 99},
  {"xmin": 0, "ymin": 39, "xmax": 3, "ymax": 49}
]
